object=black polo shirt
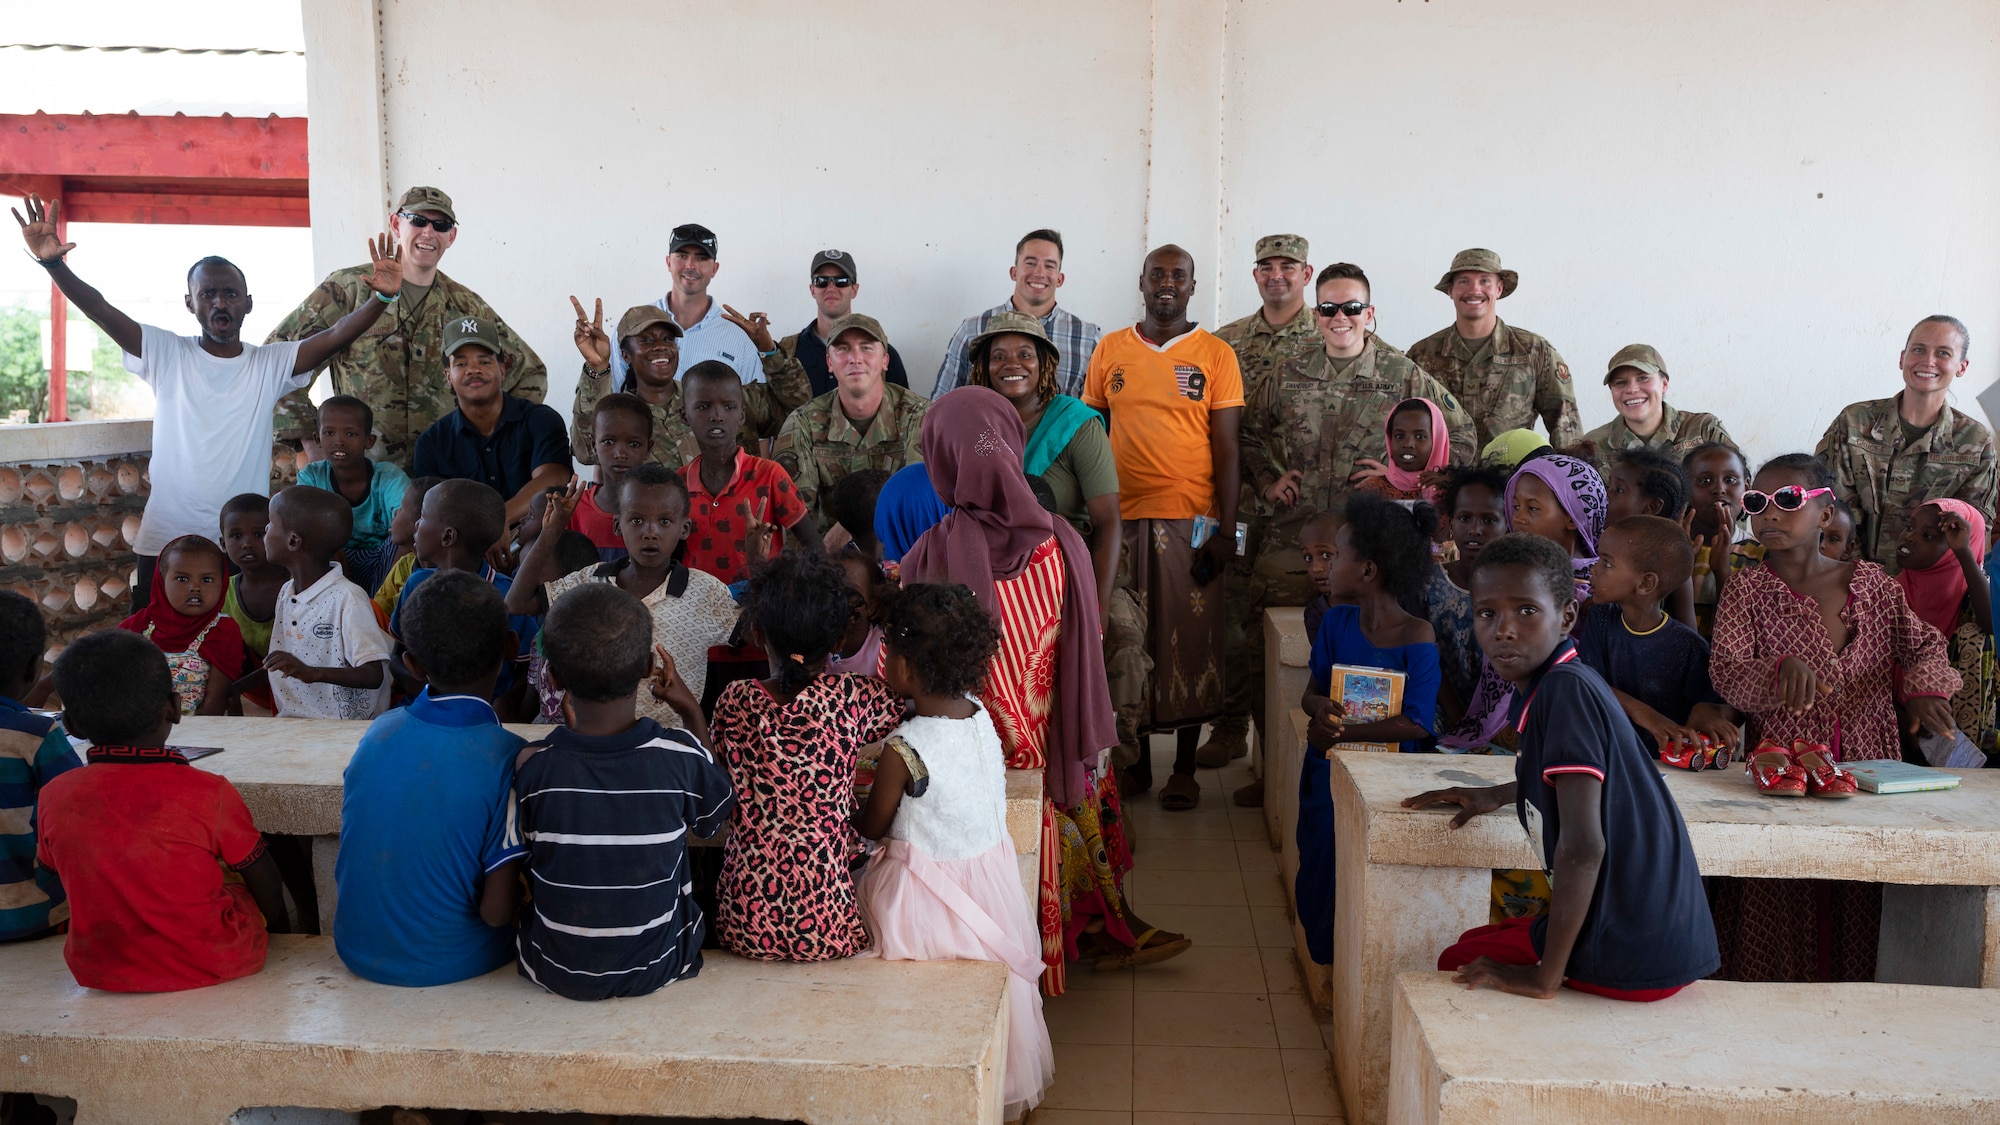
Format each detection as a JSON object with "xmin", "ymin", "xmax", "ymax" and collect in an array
[
  {"xmin": 412, "ymin": 394, "xmax": 571, "ymax": 500},
  {"xmin": 792, "ymin": 320, "xmax": 910, "ymax": 398},
  {"xmin": 1509, "ymin": 640, "xmax": 1719, "ymax": 992}
]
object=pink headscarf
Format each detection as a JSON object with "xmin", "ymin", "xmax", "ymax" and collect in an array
[
  {"xmin": 1382, "ymin": 397, "xmax": 1451, "ymax": 497},
  {"xmin": 1896, "ymin": 498, "xmax": 1987, "ymax": 637}
]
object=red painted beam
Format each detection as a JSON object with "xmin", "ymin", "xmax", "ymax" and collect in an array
[
  {"xmin": 60, "ymin": 189, "xmax": 308, "ymax": 227},
  {"xmin": 0, "ymin": 112, "xmax": 308, "ymax": 181}
]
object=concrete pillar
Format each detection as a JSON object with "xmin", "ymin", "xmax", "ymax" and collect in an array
[
  {"xmin": 1144, "ymin": 0, "xmax": 1227, "ymax": 326},
  {"xmin": 300, "ymin": 0, "xmax": 388, "ymax": 280}
]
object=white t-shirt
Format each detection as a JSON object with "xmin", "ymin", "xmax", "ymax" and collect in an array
[
  {"xmin": 123, "ymin": 325, "xmax": 309, "ymax": 555},
  {"xmin": 269, "ymin": 562, "xmax": 395, "ymax": 720}
]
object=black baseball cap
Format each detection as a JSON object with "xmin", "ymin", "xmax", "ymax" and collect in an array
[
  {"xmin": 810, "ymin": 249, "xmax": 858, "ymax": 281},
  {"xmin": 669, "ymin": 223, "xmax": 718, "ymax": 258}
]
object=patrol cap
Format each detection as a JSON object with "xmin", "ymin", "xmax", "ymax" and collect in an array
[
  {"xmin": 670, "ymin": 223, "xmax": 718, "ymax": 258},
  {"xmin": 825, "ymin": 313, "xmax": 889, "ymax": 348},
  {"xmin": 396, "ymin": 186, "xmax": 455, "ymax": 222},
  {"xmin": 1435, "ymin": 248, "xmax": 1518, "ymax": 298},
  {"xmin": 1603, "ymin": 343, "xmax": 1666, "ymax": 385},
  {"xmin": 1254, "ymin": 234, "xmax": 1309, "ymax": 264},
  {"xmin": 968, "ymin": 310, "xmax": 1058, "ymax": 363},
  {"xmin": 617, "ymin": 305, "xmax": 683, "ymax": 342},
  {"xmin": 442, "ymin": 315, "xmax": 504, "ymax": 359},
  {"xmin": 810, "ymin": 249, "xmax": 858, "ymax": 280}
]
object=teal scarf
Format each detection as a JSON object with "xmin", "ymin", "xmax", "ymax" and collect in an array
[{"xmin": 1022, "ymin": 394, "xmax": 1101, "ymax": 477}]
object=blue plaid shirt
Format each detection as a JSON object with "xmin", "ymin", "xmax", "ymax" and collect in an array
[{"xmin": 933, "ymin": 299, "xmax": 1102, "ymax": 398}]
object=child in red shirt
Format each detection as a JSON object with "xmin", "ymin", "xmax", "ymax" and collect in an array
[
  {"xmin": 36, "ymin": 629, "xmax": 288, "ymax": 991},
  {"xmin": 679, "ymin": 362, "xmax": 820, "ymax": 584},
  {"xmin": 567, "ymin": 392, "xmax": 654, "ymax": 560}
]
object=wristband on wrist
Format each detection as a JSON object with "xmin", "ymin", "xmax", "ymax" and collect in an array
[
  {"xmin": 760, "ymin": 347, "xmax": 779, "ymax": 359},
  {"xmin": 29, "ymin": 252, "xmax": 63, "ymax": 269},
  {"xmin": 373, "ymin": 290, "xmax": 399, "ymax": 304},
  {"xmin": 583, "ymin": 362, "xmax": 610, "ymax": 377}
]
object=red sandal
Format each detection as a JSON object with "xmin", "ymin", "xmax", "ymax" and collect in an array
[
  {"xmin": 1790, "ymin": 741, "xmax": 1857, "ymax": 798},
  {"xmin": 1749, "ymin": 741, "xmax": 1807, "ymax": 797}
]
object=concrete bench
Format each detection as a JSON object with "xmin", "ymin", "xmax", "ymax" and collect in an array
[
  {"xmin": 173, "ymin": 717, "xmax": 1046, "ymax": 931},
  {"xmin": 1390, "ymin": 970, "xmax": 2000, "ymax": 1123},
  {"xmin": 0, "ymin": 934, "xmax": 1010, "ymax": 1125},
  {"xmin": 1261, "ymin": 606, "xmax": 1310, "ymax": 855},
  {"xmin": 1331, "ymin": 751, "xmax": 2000, "ymax": 1125}
]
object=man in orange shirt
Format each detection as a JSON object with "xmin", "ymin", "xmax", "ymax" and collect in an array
[{"xmin": 1083, "ymin": 245, "xmax": 1244, "ymax": 811}]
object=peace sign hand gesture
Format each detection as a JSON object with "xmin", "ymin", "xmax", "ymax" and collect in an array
[
  {"xmin": 570, "ymin": 296, "xmax": 612, "ymax": 369},
  {"xmin": 720, "ymin": 305, "xmax": 776, "ymax": 353},
  {"xmin": 364, "ymin": 234, "xmax": 404, "ymax": 297},
  {"xmin": 12, "ymin": 194, "xmax": 75, "ymax": 262},
  {"xmin": 546, "ymin": 476, "xmax": 585, "ymax": 529}
]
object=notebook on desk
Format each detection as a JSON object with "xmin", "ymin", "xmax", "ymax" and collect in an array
[{"xmin": 1843, "ymin": 759, "xmax": 1960, "ymax": 794}]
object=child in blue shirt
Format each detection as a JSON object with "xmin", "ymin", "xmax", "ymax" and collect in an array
[
  {"xmin": 0, "ymin": 591, "xmax": 81, "ymax": 942},
  {"xmin": 335, "ymin": 570, "xmax": 526, "ymax": 986},
  {"xmin": 391, "ymin": 479, "xmax": 538, "ymax": 715},
  {"xmin": 1296, "ymin": 493, "xmax": 1442, "ymax": 965},
  {"xmin": 295, "ymin": 395, "xmax": 411, "ymax": 594}
]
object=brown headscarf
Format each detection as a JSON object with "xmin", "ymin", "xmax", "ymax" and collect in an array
[{"xmin": 900, "ymin": 387, "xmax": 1117, "ymax": 807}]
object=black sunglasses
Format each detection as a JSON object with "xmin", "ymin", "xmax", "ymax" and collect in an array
[
  {"xmin": 398, "ymin": 211, "xmax": 455, "ymax": 232},
  {"xmin": 1315, "ymin": 301, "xmax": 1371, "ymax": 318},
  {"xmin": 811, "ymin": 276, "xmax": 854, "ymax": 289}
]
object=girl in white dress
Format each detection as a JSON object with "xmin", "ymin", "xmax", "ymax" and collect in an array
[{"xmin": 856, "ymin": 583, "xmax": 1054, "ymax": 1119}]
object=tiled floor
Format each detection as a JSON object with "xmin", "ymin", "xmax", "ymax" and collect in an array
[{"xmin": 1031, "ymin": 745, "xmax": 1345, "ymax": 1124}]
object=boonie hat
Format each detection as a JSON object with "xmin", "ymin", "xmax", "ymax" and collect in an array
[
  {"xmin": 1254, "ymin": 234, "xmax": 1309, "ymax": 264},
  {"xmin": 1603, "ymin": 343, "xmax": 1666, "ymax": 385},
  {"xmin": 968, "ymin": 311, "xmax": 1058, "ymax": 363},
  {"xmin": 825, "ymin": 313, "xmax": 889, "ymax": 348},
  {"xmin": 442, "ymin": 315, "xmax": 504, "ymax": 359},
  {"xmin": 397, "ymin": 186, "xmax": 455, "ymax": 222},
  {"xmin": 1435, "ymin": 248, "xmax": 1518, "ymax": 298},
  {"xmin": 617, "ymin": 305, "xmax": 683, "ymax": 342},
  {"xmin": 670, "ymin": 223, "xmax": 718, "ymax": 257},
  {"xmin": 811, "ymin": 249, "xmax": 858, "ymax": 280}
]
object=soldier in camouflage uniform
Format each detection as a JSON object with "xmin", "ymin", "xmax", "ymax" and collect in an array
[
  {"xmin": 266, "ymin": 187, "xmax": 547, "ymax": 471},
  {"xmin": 1201, "ymin": 234, "xmax": 1319, "ymax": 788},
  {"xmin": 1580, "ymin": 343, "xmax": 1735, "ymax": 472},
  {"xmin": 773, "ymin": 313, "xmax": 929, "ymax": 530},
  {"xmin": 1816, "ymin": 315, "xmax": 1998, "ymax": 569},
  {"xmin": 1406, "ymin": 248, "xmax": 1580, "ymax": 452},
  {"xmin": 568, "ymin": 300, "xmax": 814, "ymax": 471}
]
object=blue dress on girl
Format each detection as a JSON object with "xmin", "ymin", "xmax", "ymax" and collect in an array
[{"xmin": 1295, "ymin": 604, "xmax": 1440, "ymax": 965}]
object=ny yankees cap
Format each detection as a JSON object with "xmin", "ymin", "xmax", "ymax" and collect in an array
[{"xmin": 442, "ymin": 315, "xmax": 504, "ymax": 358}]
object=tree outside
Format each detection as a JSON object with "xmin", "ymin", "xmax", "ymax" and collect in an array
[{"xmin": 0, "ymin": 301, "xmax": 144, "ymax": 423}]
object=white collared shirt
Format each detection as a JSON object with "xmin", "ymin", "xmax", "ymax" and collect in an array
[
  {"xmin": 269, "ymin": 562, "xmax": 395, "ymax": 720},
  {"xmin": 609, "ymin": 294, "xmax": 765, "ymax": 386}
]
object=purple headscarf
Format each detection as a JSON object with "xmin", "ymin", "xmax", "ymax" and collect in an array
[{"xmin": 1503, "ymin": 453, "xmax": 1607, "ymax": 579}]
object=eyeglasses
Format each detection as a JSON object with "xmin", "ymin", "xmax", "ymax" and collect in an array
[
  {"xmin": 398, "ymin": 211, "xmax": 455, "ymax": 232},
  {"xmin": 1315, "ymin": 301, "xmax": 1371, "ymax": 319},
  {"xmin": 811, "ymin": 276, "xmax": 854, "ymax": 289},
  {"xmin": 1740, "ymin": 486, "xmax": 1832, "ymax": 514}
]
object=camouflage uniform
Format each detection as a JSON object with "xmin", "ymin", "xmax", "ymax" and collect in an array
[
  {"xmin": 570, "ymin": 352, "xmax": 813, "ymax": 471},
  {"xmin": 266, "ymin": 268, "xmax": 547, "ymax": 470},
  {"xmin": 1582, "ymin": 403, "xmax": 1735, "ymax": 473},
  {"xmin": 1209, "ymin": 301, "xmax": 1321, "ymax": 755},
  {"xmin": 1406, "ymin": 318, "xmax": 1580, "ymax": 452},
  {"xmin": 1815, "ymin": 396, "xmax": 2000, "ymax": 569},
  {"xmin": 773, "ymin": 382, "xmax": 930, "ymax": 531}
]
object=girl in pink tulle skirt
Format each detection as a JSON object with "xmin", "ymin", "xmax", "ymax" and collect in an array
[{"xmin": 856, "ymin": 584, "xmax": 1054, "ymax": 1120}]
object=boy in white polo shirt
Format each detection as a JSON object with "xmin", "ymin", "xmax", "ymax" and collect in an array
[
  {"xmin": 12, "ymin": 193, "xmax": 404, "ymax": 611},
  {"xmin": 260, "ymin": 486, "xmax": 395, "ymax": 720}
]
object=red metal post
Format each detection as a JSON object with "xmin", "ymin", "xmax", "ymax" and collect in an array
[{"xmin": 48, "ymin": 195, "xmax": 66, "ymax": 422}]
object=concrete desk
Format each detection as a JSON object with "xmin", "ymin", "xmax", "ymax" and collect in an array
[
  {"xmin": 1330, "ymin": 750, "xmax": 2000, "ymax": 1125},
  {"xmin": 1262, "ymin": 606, "xmax": 1312, "ymax": 855},
  {"xmin": 172, "ymin": 717, "xmax": 1045, "ymax": 932}
]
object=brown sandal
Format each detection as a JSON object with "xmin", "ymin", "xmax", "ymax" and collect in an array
[
  {"xmin": 1091, "ymin": 927, "xmax": 1194, "ymax": 971},
  {"xmin": 1158, "ymin": 772, "xmax": 1201, "ymax": 811}
]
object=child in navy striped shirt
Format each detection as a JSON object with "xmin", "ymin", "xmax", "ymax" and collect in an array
[{"xmin": 511, "ymin": 582, "xmax": 735, "ymax": 1000}]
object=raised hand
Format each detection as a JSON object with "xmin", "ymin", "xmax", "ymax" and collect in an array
[
  {"xmin": 743, "ymin": 498, "xmax": 777, "ymax": 565},
  {"xmin": 570, "ymin": 296, "xmax": 612, "ymax": 369},
  {"xmin": 720, "ymin": 304, "xmax": 776, "ymax": 352},
  {"xmin": 364, "ymin": 234, "xmax": 404, "ymax": 297},
  {"xmin": 1940, "ymin": 512, "xmax": 1976, "ymax": 560},
  {"xmin": 545, "ymin": 475, "xmax": 585, "ymax": 529},
  {"xmin": 12, "ymin": 194, "xmax": 75, "ymax": 262}
]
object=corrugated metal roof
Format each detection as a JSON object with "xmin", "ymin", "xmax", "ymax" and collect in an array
[
  {"xmin": 0, "ymin": 43, "xmax": 302, "ymax": 56},
  {"xmin": 0, "ymin": 43, "xmax": 305, "ymax": 118}
]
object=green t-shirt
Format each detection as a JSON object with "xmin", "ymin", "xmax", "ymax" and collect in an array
[{"xmin": 1034, "ymin": 416, "xmax": 1120, "ymax": 538}]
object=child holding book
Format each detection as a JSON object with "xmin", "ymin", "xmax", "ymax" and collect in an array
[
  {"xmin": 118, "ymin": 534, "xmax": 251, "ymax": 716},
  {"xmin": 855, "ymin": 584, "xmax": 1053, "ymax": 1118},
  {"xmin": 1579, "ymin": 515, "xmax": 1741, "ymax": 757},
  {"xmin": 1296, "ymin": 493, "xmax": 1441, "ymax": 965},
  {"xmin": 711, "ymin": 550, "xmax": 904, "ymax": 962},
  {"xmin": 513, "ymin": 582, "xmax": 735, "ymax": 999},
  {"xmin": 508, "ymin": 465, "xmax": 740, "ymax": 729},
  {"xmin": 1403, "ymin": 533, "xmax": 1719, "ymax": 1001},
  {"xmin": 260, "ymin": 486, "xmax": 395, "ymax": 720},
  {"xmin": 336, "ymin": 571, "xmax": 526, "ymax": 987},
  {"xmin": 37, "ymin": 629, "xmax": 289, "ymax": 990},
  {"xmin": 0, "ymin": 591, "xmax": 81, "ymax": 943},
  {"xmin": 294, "ymin": 395, "xmax": 410, "ymax": 593}
]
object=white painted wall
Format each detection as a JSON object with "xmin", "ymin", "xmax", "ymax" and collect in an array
[{"xmin": 304, "ymin": 0, "xmax": 2000, "ymax": 464}]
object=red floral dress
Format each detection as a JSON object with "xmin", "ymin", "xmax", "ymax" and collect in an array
[
  {"xmin": 984, "ymin": 538, "xmax": 1064, "ymax": 770},
  {"xmin": 711, "ymin": 673, "xmax": 903, "ymax": 962}
]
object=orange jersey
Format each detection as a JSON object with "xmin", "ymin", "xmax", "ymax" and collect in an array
[{"xmin": 1082, "ymin": 327, "xmax": 1244, "ymax": 520}]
